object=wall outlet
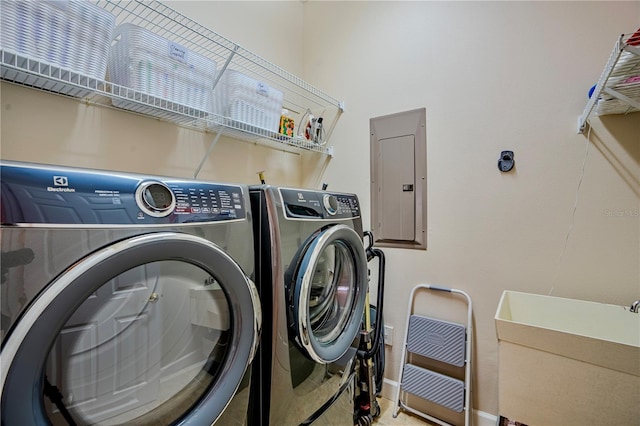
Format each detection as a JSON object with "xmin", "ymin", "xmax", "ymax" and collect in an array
[{"xmin": 384, "ymin": 324, "xmax": 394, "ymax": 346}]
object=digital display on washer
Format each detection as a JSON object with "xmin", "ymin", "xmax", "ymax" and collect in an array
[
  {"xmin": 136, "ymin": 181, "xmax": 176, "ymax": 218},
  {"xmin": 144, "ymin": 184, "xmax": 173, "ymax": 210}
]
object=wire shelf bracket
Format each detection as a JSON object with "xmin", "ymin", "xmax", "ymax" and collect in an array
[{"xmin": 578, "ymin": 32, "xmax": 640, "ymax": 134}]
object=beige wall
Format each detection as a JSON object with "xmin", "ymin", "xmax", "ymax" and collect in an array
[
  {"xmin": 1, "ymin": 0, "xmax": 639, "ymax": 419},
  {"xmin": 303, "ymin": 0, "xmax": 640, "ymax": 417}
]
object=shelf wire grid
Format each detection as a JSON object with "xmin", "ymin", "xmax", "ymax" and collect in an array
[
  {"xmin": 95, "ymin": 0, "xmax": 342, "ymax": 114},
  {"xmin": 0, "ymin": 0, "xmax": 340, "ymax": 156},
  {"xmin": 578, "ymin": 31, "xmax": 640, "ymax": 133}
]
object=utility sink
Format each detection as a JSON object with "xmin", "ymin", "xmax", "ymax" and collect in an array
[
  {"xmin": 496, "ymin": 290, "xmax": 639, "ymax": 375},
  {"xmin": 495, "ymin": 291, "xmax": 640, "ymax": 426}
]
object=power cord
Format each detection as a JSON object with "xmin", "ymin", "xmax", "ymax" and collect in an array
[{"xmin": 549, "ymin": 124, "xmax": 591, "ymax": 295}]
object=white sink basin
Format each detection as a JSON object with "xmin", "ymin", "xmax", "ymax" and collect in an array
[
  {"xmin": 496, "ymin": 290, "xmax": 640, "ymax": 375},
  {"xmin": 495, "ymin": 291, "xmax": 640, "ymax": 425}
]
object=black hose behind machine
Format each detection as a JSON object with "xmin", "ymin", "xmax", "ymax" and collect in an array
[{"xmin": 354, "ymin": 231, "xmax": 386, "ymax": 426}]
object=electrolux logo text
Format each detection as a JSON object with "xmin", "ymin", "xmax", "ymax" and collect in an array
[{"xmin": 47, "ymin": 175, "xmax": 76, "ymax": 193}]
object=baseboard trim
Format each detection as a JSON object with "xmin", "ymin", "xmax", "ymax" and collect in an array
[{"xmin": 381, "ymin": 378, "xmax": 497, "ymax": 426}]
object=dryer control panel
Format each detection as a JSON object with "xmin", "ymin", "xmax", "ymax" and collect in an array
[
  {"xmin": 280, "ymin": 188, "xmax": 360, "ymax": 220},
  {"xmin": 0, "ymin": 162, "xmax": 247, "ymax": 225}
]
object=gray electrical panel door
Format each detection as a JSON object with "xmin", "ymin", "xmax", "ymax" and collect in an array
[
  {"xmin": 379, "ymin": 135, "xmax": 415, "ymax": 241},
  {"xmin": 370, "ymin": 107, "xmax": 426, "ymax": 250}
]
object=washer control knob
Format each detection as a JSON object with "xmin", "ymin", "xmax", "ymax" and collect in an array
[
  {"xmin": 135, "ymin": 181, "xmax": 176, "ymax": 217},
  {"xmin": 323, "ymin": 194, "xmax": 338, "ymax": 215}
]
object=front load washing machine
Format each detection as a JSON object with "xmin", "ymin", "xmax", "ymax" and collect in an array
[
  {"xmin": 0, "ymin": 161, "xmax": 261, "ymax": 425},
  {"xmin": 249, "ymin": 186, "xmax": 368, "ymax": 425}
]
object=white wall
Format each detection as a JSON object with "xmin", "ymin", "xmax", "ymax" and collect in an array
[
  {"xmin": 1, "ymin": 0, "xmax": 638, "ymax": 420},
  {"xmin": 303, "ymin": 0, "xmax": 639, "ymax": 416}
]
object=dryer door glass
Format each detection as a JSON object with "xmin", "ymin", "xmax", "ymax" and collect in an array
[
  {"xmin": 293, "ymin": 225, "xmax": 367, "ymax": 364},
  {"xmin": 0, "ymin": 233, "xmax": 260, "ymax": 426},
  {"xmin": 43, "ymin": 261, "xmax": 232, "ymax": 425}
]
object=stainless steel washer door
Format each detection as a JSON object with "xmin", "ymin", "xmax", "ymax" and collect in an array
[
  {"xmin": 292, "ymin": 225, "xmax": 367, "ymax": 364},
  {"xmin": 0, "ymin": 232, "xmax": 261, "ymax": 426}
]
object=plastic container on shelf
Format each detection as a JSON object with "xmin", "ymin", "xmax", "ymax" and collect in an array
[
  {"xmin": 107, "ymin": 23, "xmax": 218, "ymax": 116},
  {"xmin": 580, "ymin": 30, "xmax": 640, "ymax": 123},
  {"xmin": 0, "ymin": 0, "xmax": 115, "ymax": 80},
  {"xmin": 593, "ymin": 47, "xmax": 640, "ymax": 116},
  {"xmin": 210, "ymin": 69, "xmax": 284, "ymax": 134}
]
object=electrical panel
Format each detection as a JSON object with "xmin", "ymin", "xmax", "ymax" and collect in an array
[{"xmin": 370, "ymin": 108, "xmax": 427, "ymax": 249}]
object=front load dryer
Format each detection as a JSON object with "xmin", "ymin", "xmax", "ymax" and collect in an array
[
  {"xmin": 0, "ymin": 161, "xmax": 261, "ymax": 425},
  {"xmin": 249, "ymin": 186, "xmax": 368, "ymax": 425}
]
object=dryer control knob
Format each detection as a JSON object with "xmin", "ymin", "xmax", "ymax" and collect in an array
[
  {"xmin": 135, "ymin": 181, "xmax": 176, "ymax": 217},
  {"xmin": 323, "ymin": 194, "xmax": 338, "ymax": 215}
]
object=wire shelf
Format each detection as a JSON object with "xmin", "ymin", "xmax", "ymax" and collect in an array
[
  {"xmin": 578, "ymin": 31, "xmax": 640, "ymax": 133},
  {"xmin": 0, "ymin": 0, "xmax": 340, "ymax": 156}
]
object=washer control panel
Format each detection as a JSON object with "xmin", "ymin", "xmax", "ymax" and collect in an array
[
  {"xmin": 168, "ymin": 181, "xmax": 245, "ymax": 220},
  {"xmin": 0, "ymin": 162, "xmax": 247, "ymax": 225},
  {"xmin": 280, "ymin": 188, "xmax": 360, "ymax": 220}
]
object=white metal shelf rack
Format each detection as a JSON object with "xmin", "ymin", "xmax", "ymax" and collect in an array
[
  {"xmin": 0, "ymin": 0, "xmax": 343, "ymax": 164},
  {"xmin": 578, "ymin": 31, "xmax": 640, "ymax": 133}
]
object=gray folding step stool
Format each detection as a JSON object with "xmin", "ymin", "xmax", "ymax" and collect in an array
[{"xmin": 392, "ymin": 284, "xmax": 473, "ymax": 426}]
